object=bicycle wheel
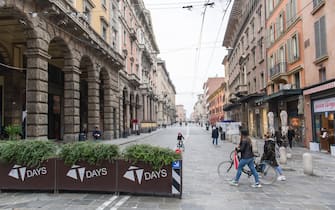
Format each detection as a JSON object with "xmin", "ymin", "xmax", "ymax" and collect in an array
[
  {"xmin": 258, "ymin": 162, "xmax": 277, "ymax": 185},
  {"xmin": 217, "ymin": 161, "xmax": 235, "ymax": 181}
]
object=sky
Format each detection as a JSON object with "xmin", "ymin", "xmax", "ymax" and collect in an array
[{"xmin": 142, "ymin": 0, "xmax": 232, "ymax": 118}]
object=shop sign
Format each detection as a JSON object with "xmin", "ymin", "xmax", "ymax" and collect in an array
[
  {"xmin": 313, "ymin": 97, "xmax": 335, "ymax": 112},
  {"xmin": 304, "ymin": 81, "xmax": 335, "ymax": 95}
]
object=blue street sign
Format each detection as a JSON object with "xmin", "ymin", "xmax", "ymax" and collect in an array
[{"xmin": 172, "ymin": 160, "xmax": 181, "ymax": 169}]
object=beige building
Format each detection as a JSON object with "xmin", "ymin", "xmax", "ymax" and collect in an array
[
  {"xmin": 0, "ymin": 0, "xmax": 173, "ymax": 141},
  {"xmin": 156, "ymin": 59, "xmax": 176, "ymax": 126},
  {"xmin": 192, "ymin": 94, "xmax": 207, "ymax": 125},
  {"xmin": 222, "ymin": 0, "xmax": 267, "ymax": 137},
  {"xmin": 302, "ymin": 0, "xmax": 335, "ymax": 151},
  {"xmin": 175, "ymin": 105, "xmax": 186, "ymax": 123}
]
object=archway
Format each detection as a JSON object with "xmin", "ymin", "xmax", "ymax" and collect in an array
[
  {"xmin": 0, "ymin": 9, "xmax": 32, "ymax": 139},
  {"xmin": 122, "ymin": 87, "xmax": 128, "ymax": 137},
  {"xmin": 47, "ymin": 37, "xmax": 70, "ymax": 140}
]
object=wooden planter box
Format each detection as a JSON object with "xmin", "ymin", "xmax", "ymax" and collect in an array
[
  {"xmin": 0, "ymin": 158, "xmax": 56, "ymax": 191},
  {"xmin": 55, "ymin": 159, "xmax": 117, "ymax": 192},
  {"xmin": 117, "ymin": 160, "xmax": 182, "ymax": 197},
  {"xmin": 0, "ymin": 158, "xmax": 182, "ymax": 197}
]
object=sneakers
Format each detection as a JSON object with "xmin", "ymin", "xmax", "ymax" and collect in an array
[
  {"xmin": 277, "ymin": 175, "xmax": 286, "ymax": 181},
  {"xmin": 251, "ymin": 183, "xmax": 262, "ymax": 188},
  {"xmin": 229, "ymin": 180, "xmax": 239, "ymax": 186}
]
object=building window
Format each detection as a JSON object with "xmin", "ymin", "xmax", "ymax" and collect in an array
[
  {"xmin": 252, "ymin": 48, "xmax": 256, "ymax": 67},
  {"xmin": 112, "ymin": 28, "xmax": 117, "ymax": 48},
  {"xmin": 83, "ymin": 0, "xmax": 93, "ymax": 24},
  {"xmin": 279, "ymin": 12, "xmax": 284, "ymax": 35},
  {"xmin": 123, "ymin": 30, "xmax": 126, "ymax": 46},
  {"xmin": 254, "ymin": 78, "xmax": 256, "ymax": 92},
  {"xmin": 101, "ymin": 0, "xmax": 106, "ymax": 9},
  {"xmin": 101, "ymin": 21, "xmax": 107, "ymax": 40},
  {"xmin": 286, "ymin": 0, "xmax": 297, "ymax": 27},
  {"xmin": 314, "ymin": 16, "xmax": 327, "ymax": 59},
  {"xmin": 313, "ymin": 0, "xmax": 324, "ymax": 8},
  {"xmin": 287, "ymin": 33, "xmax": 300, "ymax": 62},
  {"xmin": 294, "ymin": 72, "xmax": 300, "ymax": 89},
  {"xmin": 259, "ymin": 38, "xmax": 264, "ymax": 60},
  {"xmin": 319, "ymin": 67, "xmax": 326, "ymax": 82},
  {"xmin": 260, "ymin": 73, "xmax": 264, "ymax": 89},
  {"xmin": 270, "ymin": 24, "xmax": 274, "ymax": 44}
]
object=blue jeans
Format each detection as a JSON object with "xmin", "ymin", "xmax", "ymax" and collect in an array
[
  {"xmin": 234, "ymin": 157, "xmax": 260, "ymax": 184},
  {"xmin": 212, "ymin": 138, "xmax": 218, "ymax": 145}
]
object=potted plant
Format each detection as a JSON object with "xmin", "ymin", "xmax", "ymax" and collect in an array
[
  {"xmin": 4, "ymin": 125, "xmax": 21, "ymax": 140},
  {"xmin": 56, "ymin": 142, "xmax": 120, "ymax": 192},
  {"xmin": 0, "ymin": 140, "xmax": 57, "ymax": 190}
]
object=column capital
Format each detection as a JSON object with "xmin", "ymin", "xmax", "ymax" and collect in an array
[{"xmin": 25, "ymin": 48, "xmax": 51, "ymax": 60}]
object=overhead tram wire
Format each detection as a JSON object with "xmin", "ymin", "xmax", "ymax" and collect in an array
[
  {"xmin": 191, "ymin": 0, "xmax": 213, "ymax": 95},
  {"xmin": 202, "ymin": 0, "xmax": 232, "ymax": 79}
]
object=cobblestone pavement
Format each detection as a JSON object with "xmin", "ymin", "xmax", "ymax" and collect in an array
[{"xmin": 0, "ymin": 125, "xmax": 335, "ymax": 210}]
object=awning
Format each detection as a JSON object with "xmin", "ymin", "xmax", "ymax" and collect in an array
[
  {"xmin": 238, "ymin": 93, "xmax": 265, "ymax": 103},
  {"xmin": 223, "ymin": 103, "xmax": 241, "ymax": 111},
  {"xmin": 263, "ymin": 89, "xmax": 302, "ymax": 102}
]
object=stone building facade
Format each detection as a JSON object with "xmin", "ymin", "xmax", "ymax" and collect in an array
[
  {"xmin": 0, "ymin": 0, "xmax": 175, "ymax": 141},
  {"xmin": 222, "ymin": 0, "xmax": 267, "ymax": 137}
]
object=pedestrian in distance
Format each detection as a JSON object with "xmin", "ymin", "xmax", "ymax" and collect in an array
[
  {"xmin": 230, "ymin": 129, "xmax": 262, "ymax": 188},
  {"xmin": 92, "ymin": 126, "xmax": 102, "ymax": 140},
  {"xmin": 176, "ymin": 132, "xmax": 185, "ymax": 151},
  {"xmin": 211, "ymin": 126, "xmax": 219, "ymax": 145},
  {"xmin": 287, "ymin": 125, "xmax": 295, "ymax": 149},
  {"xmin": 261, "ymin": 133, "xmax": 286, "ymax": 181}
]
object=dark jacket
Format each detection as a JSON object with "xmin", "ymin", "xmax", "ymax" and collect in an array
[
  {"xmin": 287, "ymin": 129, "xmax": 295, "ymax": 140},
  {"xmin": 238, "ymin": 137, "xmax": 254, "ymax": 159},
  {"xmin": 261, "ymin": 138, "xmax": 279, "ymax": 167},
  {"xmin": 177, "ymin": 134, "xmax": 184, "ymax": 140},
  {"xmin": 212, "ymin": 128, "xmax": 219, "ymax": 138}
]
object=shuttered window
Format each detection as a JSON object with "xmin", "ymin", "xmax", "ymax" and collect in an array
[{"xmin": 314, "ymin": 16, "xmax": 327, "ymax": 59}]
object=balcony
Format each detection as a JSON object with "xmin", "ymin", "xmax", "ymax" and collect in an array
[
  {"xmin": 235, "ymin": 84, "xmax": 248, "ymax": 97},
  {"xmin": 128, "ymin": 73, "xmax": 141, "ymax": 87},
  {"xmin": 129, "ymin": 28, "xmax": 137, "ymax": 40},
  {"xmin": 270, "ymin": 62, "xmax": 288, "ymax": 82}
]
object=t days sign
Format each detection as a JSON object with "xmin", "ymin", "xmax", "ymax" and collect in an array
[
  {"xmin": 123, "ymin": 165, "xmax": 168, "ymax": 184},
  {"xmin": 66, "ymin": 165, "xmax": 108, "ymax": 182},
  {"xmin": 8, "ymin": 165, "xmax": 47, "ymax": 181}
]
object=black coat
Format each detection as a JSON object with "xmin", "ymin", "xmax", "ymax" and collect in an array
[
  {"xmin": 261, "ymin": 139, "xmax": 279, "ymax": 167},
  {"xmin": 212, "ymin": 128, "xmax": 219, "ymax": 138},
  {"xmin": 238, "ymin": 138, "xmax": 254, "ymax": 159}
]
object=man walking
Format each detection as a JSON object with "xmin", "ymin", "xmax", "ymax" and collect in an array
[{"xmin": 212, "ymin": 126, "xmax": 219, "ymax": 145}]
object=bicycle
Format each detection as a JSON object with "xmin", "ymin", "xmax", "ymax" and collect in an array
[
  {"xmin": 176, "ymin": 139, "xmax": 185, "ymax": 151},
  {"xmin": 217, "ymin": 150, "xmax": 277, "ymax": 185}
]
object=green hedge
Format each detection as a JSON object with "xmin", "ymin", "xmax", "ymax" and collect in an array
[
  {"xmin": 59, "ymin": 142, "xmax": 120, "ymax": 165},
  {"xmin": 123, "ymin": 144, "xmax": 181, "ymax": 170},
  {"xmin": 0, "ymin": 140, "xmax": 56, "ymax": 167},
  {"xmin": 0, "ymin": 141, "xmax": 181, "ymax": 169}
]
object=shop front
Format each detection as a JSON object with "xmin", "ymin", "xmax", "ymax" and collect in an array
[
  {"xmin": 311, "ymin": 97, "xmax": 335, "ymax": 152},
  {"xmin": 303, "ymin": 79, "xmax": 335, "ymax": 153}
]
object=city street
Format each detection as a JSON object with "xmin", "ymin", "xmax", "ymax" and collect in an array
[{"xmin": 1, "ymin": 125, "xmax": 335, "ymax": 210}]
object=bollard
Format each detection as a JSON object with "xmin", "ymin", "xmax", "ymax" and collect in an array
[
  {"xmin": 303, "ymin": 153, "xmax": 313, "ymax": 175},
  {"xmin": 279, "ymin": 146, "xmax": 287, "ymax": 164},
  {"xmin": 251, "ymin": 138, "xmax": 258, "ymax": 154}
]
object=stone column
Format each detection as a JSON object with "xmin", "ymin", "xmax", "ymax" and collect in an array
[
  {"xmin": 87, "ymin": 76, "xmax": 100, "ymax": 139},
  {"xmin": 119, "ymin": 94, "xmax": 123, "ymax": 138},
  {"xmin": 126, "ymin": 98, "xmax": 130, "ymax": 134},
  {"xmin": 143, "ymin": 95, "xmax": 147, "ymax": 121},
  {"xmin": 103, "ymin": 83, "xmax": 114, "ymax": 140},
  {"xmin": 63, "ymin": 65, "xmax": 80, "ymax": 141},
  {"xmin": 25, "ymin": 48, "xmax": 50, "ymax": 139}
]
